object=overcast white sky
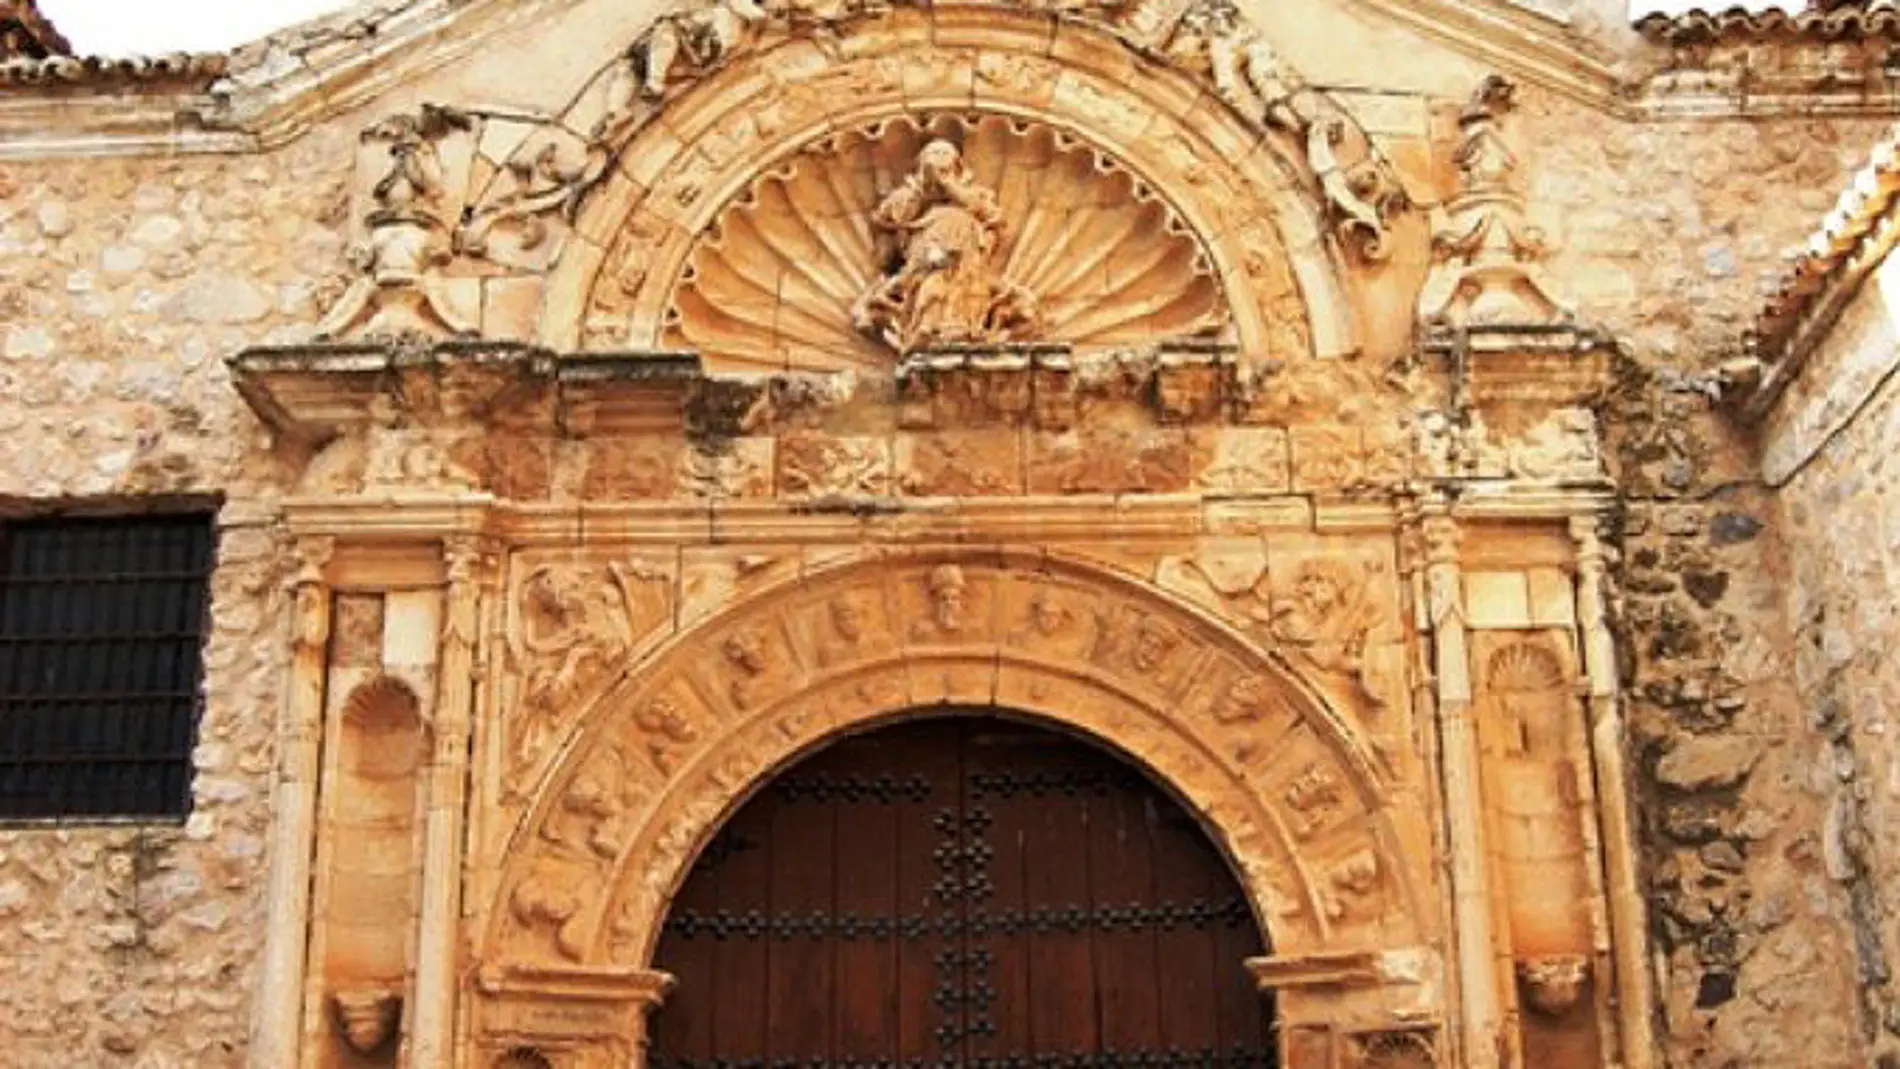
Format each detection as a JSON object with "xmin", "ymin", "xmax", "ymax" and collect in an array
[
  {"xmin": 38, "ymin": 0, "xmax": 1796, "ymax": 56},
  {"xmin": 41, "ymin": 0, "xmax": 353, "ymax": 56}
]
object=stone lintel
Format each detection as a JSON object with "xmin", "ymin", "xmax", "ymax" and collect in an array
[
  {"xmin": 895, "ymin": 341, "xmax": 1244, "ymax": 429},
  {"xmin": 1419, "ymin": 322, "xmax": 1617, "ymax": 408},
  {"xmin": 229, "ymin": 342, "xmax": 707, "ymax": 443},
  {"xmin": 475, "ymin": 964, "xmax": 675, "ymax": 1050}
]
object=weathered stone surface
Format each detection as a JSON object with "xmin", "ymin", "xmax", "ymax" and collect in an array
[
  {"xmin": 0, "ymin": 1, "xmax": 1893, "ymax": 1067},
  {"xmin": 1655, "ymin": 736, "xmax": 1761, "ymax": 792}
]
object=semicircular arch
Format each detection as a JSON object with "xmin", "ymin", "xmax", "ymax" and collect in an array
[
  {"xmin": 486, "ymin": 549, "xmax": 1422, "ymax": 975},
  {"xmin": 527, "ymin": 5, "xmax": 1360, "ymax": 362}
]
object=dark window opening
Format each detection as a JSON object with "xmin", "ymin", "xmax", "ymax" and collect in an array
[{"xmin": 0, "ymin": 513, "xmax": 215, "ymax": 821}]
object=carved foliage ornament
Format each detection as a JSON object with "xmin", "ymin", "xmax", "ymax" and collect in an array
[
  {"xmin": 666, "ymin": 115, "xmax": 1228, "ymax": 369},
  {"xmin": 315, "ymin": 0, "xmax": 1393, "ymax": 345}
]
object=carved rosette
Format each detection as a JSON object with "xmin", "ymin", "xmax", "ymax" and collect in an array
[{"xmin": 663, "ymin": 114, "xmax": 1230, "ymax": 370}]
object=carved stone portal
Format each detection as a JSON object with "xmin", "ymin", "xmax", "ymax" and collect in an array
[{"xmin": 665, "ymin": 114, "xmax": 1229, "ymax": 369}]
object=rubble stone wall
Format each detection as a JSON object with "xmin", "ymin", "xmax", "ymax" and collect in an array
[
  {"xmin": 1763, "ymin": 266, "xmax": 1900, "ymax": 1064},
  {"xmin": 0, "ymin": 140, "xmax": 347, "ymax": 1068},
  {"xmin": 1604, "ymin": 365, "xmax": 1867, "ymax": 1067}
]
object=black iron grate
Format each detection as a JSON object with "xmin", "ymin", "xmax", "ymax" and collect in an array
[{"xmin": 0, "ymin": 514, "xmax": 214, "ymax": 820}]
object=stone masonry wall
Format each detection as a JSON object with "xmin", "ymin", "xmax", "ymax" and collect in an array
[
  {"xmin": 1604, "ymin": 363, "xmax": 1868, "ymax": 1068},
  {"xmin": 0, "ymin": 13, "xmax": 1890, "ymax": 1066},
  {"xmin": 1764, "ymin": 265, "xmax": 1900, "ymax": 1065},
  {"xmin": 0, "ymin": 134, "xmax": 349, "ymax": 1067}
]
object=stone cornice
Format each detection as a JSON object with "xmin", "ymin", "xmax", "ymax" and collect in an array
[
  {"xmin": 9, "ymin": 0, "xmax": 1900, "ymax": 160},
  {"xmin": 1344, "ymin": 0, "xmax": 1626, "ymax": 113},
  {"xmin": 279, "ymin": 490, "xmax": 1609, "ymax": 546}
]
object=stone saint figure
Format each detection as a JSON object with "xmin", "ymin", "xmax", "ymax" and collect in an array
[{"xmin": 852, "ymin": 139, "xmax": 1040, "ymax": 352}]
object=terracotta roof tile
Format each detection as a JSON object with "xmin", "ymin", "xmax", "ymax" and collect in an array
[
  {"xmin": 1636, "ymin": 1, "xmax": 1900, "ymax": 43},
  {"xmin": 1750, "ymin": 123, "xmax": 1900, "ymax": 363},
  {"xmin": 0, "ymin": 49, "xmax": 228, "ymax": 86}
]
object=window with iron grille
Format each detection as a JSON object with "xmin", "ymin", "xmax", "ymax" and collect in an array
[{"xmin": 0, "ymin": 513, "xmax": 215, "ymax": 820}]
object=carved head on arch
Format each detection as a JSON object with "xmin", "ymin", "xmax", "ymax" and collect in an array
[{"xmin": 485, "ymin": 552, "xmax": 1422, "ymax": 975}]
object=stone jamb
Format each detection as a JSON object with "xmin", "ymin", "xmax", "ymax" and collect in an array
[{"xmin": 249, "ymin": 534, "xmax": 336, "ymax": 1069}]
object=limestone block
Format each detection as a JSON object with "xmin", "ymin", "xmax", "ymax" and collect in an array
[
  {"xmin": 1655, "ymin": 736, "xmax": 1761, "ymax": 792},
  {"xmin": 1464, "ymin": 571, "xmax": 1532, "ymax": 630}
]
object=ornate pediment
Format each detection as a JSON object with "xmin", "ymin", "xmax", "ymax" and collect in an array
[
  {"xmin": 304, "ymin": 0, "xmax": 1404, "ymax": 357},
  {"xmin": 666, "ymin": 114, "xmax": 1229, "ymax": 368}
]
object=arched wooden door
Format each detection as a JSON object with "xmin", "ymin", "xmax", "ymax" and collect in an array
[{"xmin": 649, "ymin": 713, "xmax": 1276, "ymax": 1069}]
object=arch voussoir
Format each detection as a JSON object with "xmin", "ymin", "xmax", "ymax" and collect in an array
[{"xmin": 485, "ymin": 551, "xmax": 1423, "ymax": 981}]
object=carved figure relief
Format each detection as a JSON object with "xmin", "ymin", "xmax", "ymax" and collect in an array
[
  {"xmin": 851, "ymin": 138, "xmax": 1041, "ymax": 351},
  {"xmin": 1269, "ymin": 560, "xmax": 1398, "ymax": 715},
  {"xmin": 665, "ymin": 115, "xmax": 1227, "ymax": 371},
  {"xmin": 1284, "ymin": 762, "xmax": 1346, "ymax": 841},
  {"xmin": 778, "ymin": 434, "xmax": 891, "ymax": 497},
  {"xmin": 632, "ymin": 0, "xmax": 776, "ymax": 99},
  {"xmin": 316, "ymin": 105, "xmax": 475, "ymax": 340},
  {"xmin": 1166, "ymin": 0, "xmax": 1407, "ymax": 261},
  {"xmin": 1212, "ymin": 675, "xmax": 1271, "ymax": 725},
  {"xmin": 632, "ymin": 696, "xmax": 700, "ymax": 774},
  {"xmin": 512, "ymin": 747, "xmax": 646, "ymax": 960},
  {"xmin": 1322, "ymin": 846, "xmax": 1381, "ymax": 920},
  {"xmin": 812, "ymin": 586, "xmax": 900, "ymax": 668},
  {"xmin": 719, "ymin": 626, "xmax": 777, "ymax": 708},
  {"xmin": 910, "ymin": 564, "xmax": 973, "ymax": 641},
  {"xmin": 510, "ymin": 856, "xmax": 595, "ymax": 960},
  {"xmin": 507, "ymin": 561, "xmax": 669, "ymax": 798},
  {"xmin": 1518, "ymin": 955, "xmax": 1591, "ymax": 1017}
]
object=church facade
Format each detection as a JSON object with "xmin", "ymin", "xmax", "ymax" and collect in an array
[{"xmin": 1, "ymin": 0, "xmax": 1898, "ymax": 1066}]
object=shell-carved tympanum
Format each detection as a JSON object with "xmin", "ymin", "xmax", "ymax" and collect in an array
[{"xmin": 665, "ymin": 114, "xmax": 1230, "ymax": 371}]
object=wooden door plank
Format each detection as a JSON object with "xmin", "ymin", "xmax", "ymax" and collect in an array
[
  {"xmin": 710, "ymin": 782, "xmax": 778, "ymax": 1068},
  {"xmin": 1150, "ymin": 790, "xmax": 1226, "ymax": 1063},
  {"xmin": 965, "ymin": 721, "xmax": 1032, "ymax": 1065},
  {"xmin": 830, "ymin": 732, "xmax": 914, "ymax": 1066},
  {"xmin": 1015, "ymin": 735, "xmax": 1102, "ymax": 1060},
  {"xmin": 767, "ymin": 755, "xmax": 842, "ymax": 1066},
  {"xmin": 896, "ymin": 720, "xmax": 962, "ymax": 1069},
  {"xmin": 1088, "ymin": 770, "xmax": 1162, "ymax": 1057}
]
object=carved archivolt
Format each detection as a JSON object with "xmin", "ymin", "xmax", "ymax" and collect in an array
[
  {"xmin": 666, "ymin": 114, "xmax": 1228, "ymax": 368},
  {"xmin": 483, "ymin": 552, "xmax": 1425, "ymax": 978},
  {"xmin": 528, "ymin": 5, "xmax": 1350, "ymax": 361}
]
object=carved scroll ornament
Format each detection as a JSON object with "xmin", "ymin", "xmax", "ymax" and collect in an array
[{"xmin": 338, "ymin": 0, "xmax": 1392, "ymax": 347}]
